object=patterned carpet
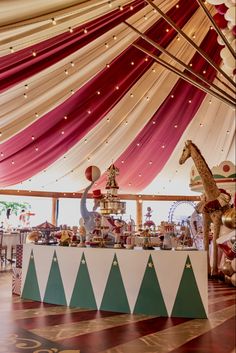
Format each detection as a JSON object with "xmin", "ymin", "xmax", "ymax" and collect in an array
[{"xmin": 0, "ymin": 268, "xmax": 235, "ymax": 353}]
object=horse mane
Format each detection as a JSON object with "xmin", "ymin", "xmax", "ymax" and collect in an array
[{"xmin": 190, "ymin": 141, "xmax": 214, "ymax": 178}]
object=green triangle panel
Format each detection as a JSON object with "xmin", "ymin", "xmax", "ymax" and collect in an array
[
  {"xmin": 43, "ymin": 251, "xmax": 67, "ymax": 306},
  {"xmin": 21, "ymin": 250, "xmax": 41, "ymax": 302},
  {"xmin": 133, "ymin": 255, "xmax": 168, "ymax": 317},
  {"xmin": 100, "ymin": 254, "xmax": 130, "ymax": 313},
  {"xmin": 70, "ymin": 253, "xmax": 97, "ymax": 309},
  {"xmin": 171, "ymin": 255, "xmax": 207, "ymax": 318}
]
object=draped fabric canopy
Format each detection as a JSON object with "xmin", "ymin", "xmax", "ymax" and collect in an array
[{"xmin": 0, "ymin": 0, "xmax": 235, "ymax": 195}]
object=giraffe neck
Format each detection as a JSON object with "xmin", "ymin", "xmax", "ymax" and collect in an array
[{"xmin": 191, "ymin": 145, "xmax": 220, "ymax": 200}]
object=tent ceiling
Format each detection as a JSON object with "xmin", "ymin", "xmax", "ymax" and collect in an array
[{"xmin": 0, "ymin": 0, "xmax": 235, "ymax": 196}]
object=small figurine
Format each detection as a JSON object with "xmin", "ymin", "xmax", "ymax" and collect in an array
[
  {"xmin": 59, "ymin": 226, "xmax": 72, "ymax": 246},
  {"xmin": 106, "ymin": 164, "xmax": 119, "ymax": 193},
  {"xmin": 92, "ymin": 217, "xmax": 102, "ymax": 237},
  {"xmin": 143, "ymin": 207, "xmax": 155, "ymax": 230},
  {"xmin": 78, "ymin": 225, "xmax": 86, "ymax": 247}
]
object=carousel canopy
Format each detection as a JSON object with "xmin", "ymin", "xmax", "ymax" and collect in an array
[{"xmin": 0, "ymin": 0, "xmax": 235, "ymax": 196}]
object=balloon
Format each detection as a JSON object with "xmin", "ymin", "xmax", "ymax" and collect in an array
[
  {"xmin": 213, "ymin": 13, "xmax": 228, "ymax": 28},
  {"xmin": 85, "ymin": 165, "xmax": 101, "ymax": 182},
  {"xmin": 231, "ymin": 273, "xmax": 236, "ymax": 286},
  {"xmin": 221, "ymin": 260, "xmax": 234, "ymax": 275},
  {"xmin": 232, "ymin": 25, "xmax": 236, "ymax": 35},
  {"xmin": 230, "ymin": 233, "xmax": 236, "ymax": 244},
  {"xmin": 231, "ymin": 258, "xmax": 236, "ymax": 271},
  {"xmin": 215, "ymin": 3, "xmax": 228, "ymax": 13}
]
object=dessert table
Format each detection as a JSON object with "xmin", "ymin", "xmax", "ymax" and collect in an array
[{"xmin": 21, "ymin": 244, "xmax": 208, "ymax": 318}]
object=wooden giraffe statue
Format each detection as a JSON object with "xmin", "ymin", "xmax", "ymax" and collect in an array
[{"xmin": 179, "ymin": 140, "xmax": 231, "ymax": 277}]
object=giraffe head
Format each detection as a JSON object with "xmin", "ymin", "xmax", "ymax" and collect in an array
[{"xmin": 179, "ymin": 140, "xmax": 192, "ymax": 165}]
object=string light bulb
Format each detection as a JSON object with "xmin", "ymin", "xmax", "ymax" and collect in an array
[
  {"xmin": 10, "ymin": 47, "xmax": 14, "ymax": 53},
  {"xmin": 32, "ymin": 51, "xmax": 37, "ymax": 57},
  {"xmin": 51, "ymin": 18, "xmax": 57, "ymax": 25},
  {"xmin": 69, "ymin": 27, "xmax": 73, "ymax": 33}
]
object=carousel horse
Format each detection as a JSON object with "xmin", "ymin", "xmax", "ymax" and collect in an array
[{"xmin": 179, "ymin": 140, "xmax": 231, "ymax": 277}]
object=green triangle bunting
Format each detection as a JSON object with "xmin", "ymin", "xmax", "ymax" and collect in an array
[
  {"xmin": 70, "ymin": 253, "xmax": 97, "ymax": 309},
  {"xmin": 133, "ymin": 255, "xmax": 168, "ymax": 316},
  {"xmin": 171, "ymin": 255, "xmax": 207, "ymax": 318},
  {"xmin": 21, "ymin": 250, "xmax": 41, "ymax": 301},
  {"xmin": 100, "ymin": 254, "xmax": 130, "ymax": 313},
  {"xmin": 43, "ymin": 251, "xmax": 67, "ymax": 306}
]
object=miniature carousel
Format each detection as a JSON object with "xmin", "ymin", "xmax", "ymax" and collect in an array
[{"xmin": 80, "ymin": 164, "xmax": 126, "ymax": 248}]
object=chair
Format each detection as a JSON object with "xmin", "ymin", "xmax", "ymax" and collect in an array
[
  {"xmin": 11, "ymin": 230, "xmax": 28, "ymax": 261},
  {"xmin": 0, "ymin": 231, "xmax": 7, "ymax": 263}
]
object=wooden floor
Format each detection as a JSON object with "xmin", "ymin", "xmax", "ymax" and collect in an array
[{"xmin": 0, "ymin": 265, "xmax": 235, "ymax": 353}]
